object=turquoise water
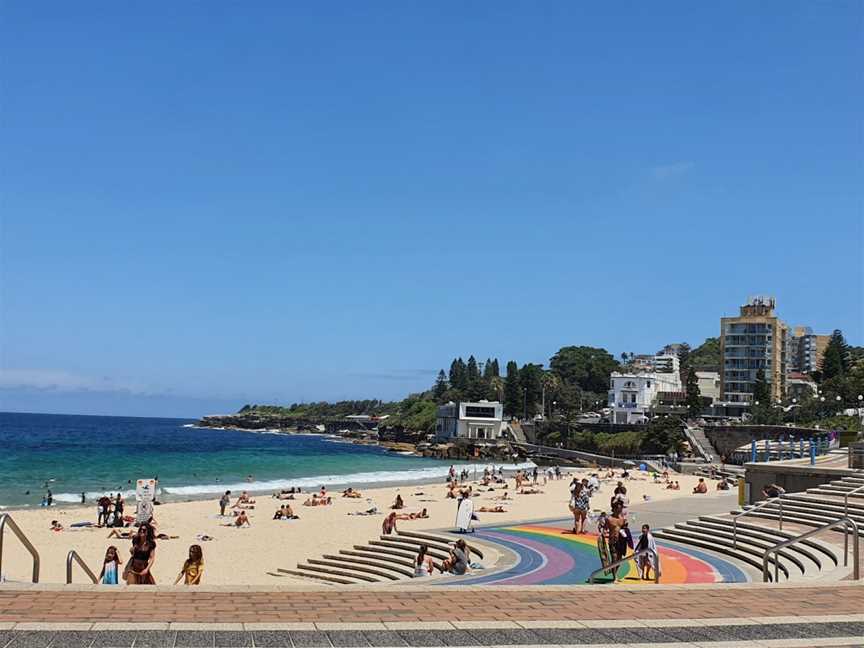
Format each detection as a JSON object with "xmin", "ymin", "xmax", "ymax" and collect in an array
[{"xmin": 0, "ymin": 412, "xmax": 516, "ymax": 508}]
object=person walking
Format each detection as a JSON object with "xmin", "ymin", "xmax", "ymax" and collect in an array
[{"xmin": 219, "ymin": 490, "xmax": 231, "ymax": 516}]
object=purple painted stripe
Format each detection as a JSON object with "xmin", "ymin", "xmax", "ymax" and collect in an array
[{"xmin": 482, "ymin": 530, "xmax": 576, "ymax": 585}]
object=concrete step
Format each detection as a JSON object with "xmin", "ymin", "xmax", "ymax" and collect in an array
[
  {"xmin": 666, "ymin": 525, "xmax": 802, "ymax": 575},
  {"xmin": 327, "ymin": 553, "xmax": 416, "ymax": 577},
  {"xmin": 688, "ymin": 519, "xmax": 827, "ymax": 570},
  {"xmin": 370, "ymin": 539, "xmax": 451, "ymax": 559},
  {"xmin": 782, "ymin": 494, "xmax": 864, "ymax": 516},
  {"xmin": 295, "ymin": 563, "xmax": 380, "ymax": 583},
  {"xmin": 380, "ymin": 535, "xmax": 455, "ymax": 555},
  {"xmin": 749, "ymin": 501, "xmax": 864, "ymax": 526},
  {"xmin": 276, "ymin": 568, "xmax": 354, "ymax": 585},
  {"xmin": 397, "ymin": 529, "xmax": 484, "ymax": 559},
  {"xmin": 306, "ymin": 558, "xmax": 401, "ymax": 581},
  {"xmin": 360, "ymin": 542, "xmax": 449, "ymax": 562},
  {"xmin": 700, "ymin": 516, "xmax": 838, "ymax": 566},
  {"xmin": 652, "ymin": 529, "xmax": 784, "ymax": 581}
]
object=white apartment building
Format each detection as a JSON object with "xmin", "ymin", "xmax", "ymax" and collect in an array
[
  {"xmin": 608, "ymin": 355, "xmax": 682, "ymax": 424},
  {"xmin": 435, "ymin": 401, "xmax": 504, "ymax": 442},
  {"xmin": 695, "ymin": 371, "xmax": 721, "ymax": 403}
]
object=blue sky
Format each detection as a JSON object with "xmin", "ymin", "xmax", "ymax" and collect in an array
[{"xmin": 1, "ymin": 2, "xmax": 862, "ymax": 418}]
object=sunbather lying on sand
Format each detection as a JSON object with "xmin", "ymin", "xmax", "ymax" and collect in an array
[
  {"xmin": 520, "ymin": 488, "xmax": 544, "ymax": 494},
  {"xmin": 395, "ymin": 508, "xmax": 428, "ymax": 520},
  {"xmin": 342, "ymin": 488, "xmax": 362, "ymax": 498}
]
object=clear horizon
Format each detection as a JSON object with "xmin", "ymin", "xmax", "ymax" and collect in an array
[{"xmin": 1, "ymin": 2, "xmax": 862, "ymax": 419}]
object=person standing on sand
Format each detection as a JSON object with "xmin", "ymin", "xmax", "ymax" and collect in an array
[
  {"xmin": 220, "ymin": 490, "xmax": 231, "ymax": 516},
  {"xmin": 174, "ymin": 545, "xmax": 204, "ymax": 585},
  {"xmin": 125, "ymin": 523, "xmax": 157, "ymax": 585}
]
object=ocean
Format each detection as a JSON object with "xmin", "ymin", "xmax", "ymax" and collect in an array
[{"xmin": 0, "ymin": 412, "xmax": 527, "ymax": 508}]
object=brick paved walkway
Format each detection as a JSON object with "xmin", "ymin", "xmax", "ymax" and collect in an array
[{"xmin": 0, "ymin": 583, "xmax": 861, "ymax": 624}]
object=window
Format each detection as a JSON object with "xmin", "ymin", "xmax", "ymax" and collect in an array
[{"xmin": 464, "ymin": 406, "xmax": 496, "ymax": 418}]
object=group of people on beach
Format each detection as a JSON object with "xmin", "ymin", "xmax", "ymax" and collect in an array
[{"xmin": 98, "ymin": 522, "xmax": 204, "ymax": 586}]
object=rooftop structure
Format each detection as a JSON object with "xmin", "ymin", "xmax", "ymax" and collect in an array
[{"xmin": 435, "ymin": 400, "xmax": 504, "ymax": 442}]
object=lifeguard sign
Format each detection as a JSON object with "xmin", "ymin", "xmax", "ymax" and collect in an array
[{"xmin": 135, "ymin": 478, "xmax": 157, "ymax": 524}]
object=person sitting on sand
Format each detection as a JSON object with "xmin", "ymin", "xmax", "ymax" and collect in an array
[
  {"xmin": 342, "ymin": 487, "xmax": 361, "ymax": 498},
  {"xmin": 174, "ymin": 544, "xmax": 204, "ymax": 585},
  {"xmin": 692, "ymin": 478, "xmax": 708, "ymax": 494},
  {"xmin": 319, "ymin": 486, "xmax": 327, "ymax": 499},
  {"xmin": 671, "ymin": 481, "xmax": 680, "ymax": 490},
  {"xmin": 50, "ymin": 520, "xmax": 64, "ymax": 532},
  {"xmin": 231, "ymin": 511, "xmax": 251, "ymax": 527},
  {"xmin": 717, "ymin": 480, "xmax": 730, "ymax": 491},
  {"xmin": 382, "ymin": 512, "xmax": 397, "ymax": 535},
  {"xmin": 392, "ymin": 494, "xmax": 404, "ymax": 510},
  {"xmin": 439, "ymin": 539, "xmax": 469, "ymax": 575},
  {"xmin": 477, "ymin": 505, "xmax": 506, "ymax": 513}
]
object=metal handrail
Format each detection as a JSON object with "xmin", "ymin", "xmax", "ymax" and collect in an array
[
  {"xmin": 844, "ymin": 484, "xmax": 864, "ymax": 518},
  {"xmin": 66, "ymin": 550, "xmax": 98, "ymax": 584},
  {"xmin": 733, "ymin": 496, "xmax": 783, "ymax": 550},
  {"xmin": 0, "ymin": 514, "xmax": 40, "ymax": 583},
  {"xmin": 588, "ymin": 547, "xmax": 660, "ymax": 584},
  {"xmin": 762, "ymin": 517, "xmax": 859, "ymax": 583}
]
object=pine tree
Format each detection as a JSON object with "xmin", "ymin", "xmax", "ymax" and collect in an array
[
  {"xmin": 821, "ymin": 330, "xmax": 850, "ymax": 381},
  {"xmin": 466, "ymin": 356, "xmax": 480, "ymax": 384},
  {"xmin": 449, "ymin": 357, "xmax": 468, "ymax": 393},
  {"xmin": 519, "ymin": 363, "xmax": 543, "ymax": 419},
  {"xmin": 490, "ymin": 358, "xmax": 500, "ymax": 377},
  {"xmin": 685, "ymin": 369, "xmax": 702, "ymax": 418},
  {"xmin": 433, "ymin": 370, "xmax": 448, "ymax": 401},
  {"xmin": 753, "ymin": 368, "xmax": 771, "ymax": 404},
  {"xmin": 503, "ymin": 361, "xmax": 522, "ymax": 418},
  {"xmin": 483, "ymin": 358, "xmax": 495, "ymax": 380}
]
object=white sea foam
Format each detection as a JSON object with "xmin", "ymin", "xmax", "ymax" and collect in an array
[
  {"xmin": 161, "ymin": 461, "xmax": 537, "ymax": 497},
  {"xmin": 49, "ymin": 461, "xmax": 536, "ymax": 503}
]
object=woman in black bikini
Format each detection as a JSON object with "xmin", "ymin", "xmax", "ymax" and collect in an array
[{"xmin": 126, "ymin": 522, "xmax": 157, "ymax": 584}]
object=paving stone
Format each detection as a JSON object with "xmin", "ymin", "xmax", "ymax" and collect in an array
[
  {"xmin": 0, "ymin": 633, "xmax": 15, "ymax": 648},
  {"xmin": 521, "ymin": 628, "xmax": 609, "ymax": 645},
  {"xmin": 174, "ymin": 631, "xmax": 215, "ymax": 648},
  {"xmin": 90, "ymin": 631, "xmax": 138, "ymax": 648},
  {"xmin": 603, "ymin": 626, "xmax": 678, "ymax": 644},
  {"xmin": 5, "ymin": 633, "xmax": 56, "ymax": 648},
  {"xmin": 362, "ymin": 631, "xmax": 407, "ymax": 648},
  {"xmin": 129, "ymin": 631, "xmax": 176, "ymax": 648},
  {"xmin": 325, "ymin": 632, "xmax": 369, "ymax": 648},
  {"xmin": 655, "ymin": 626, "xmax": 712, "ymax": 643},
  {"xmin": 795, "ymin": 623, "xmax": 864, "ymax": 639},
  {"xmin": 250, "ymin": 632, "xmax": 291, "ymax": 648},
  {"xmin": 464, "ymin": 630, "xmax": 540, "ymax": 646},
  {"xmin": 288, "ymin": 632, "xmax": 332, "ymax": 648},
  {"xmin": 430, "ymin": 630, "xmax": 478, "ymax": 646},
  {"xmin": 45, "ymin": 631, "xmax": 96, "ymax": 648},
  {"xmin": 214, "ymin": 631, "xmax": 251, "ymax": 647},
  {"xmin": 395, "ymin": 631, "xmax": 452, "ymax": 647}
]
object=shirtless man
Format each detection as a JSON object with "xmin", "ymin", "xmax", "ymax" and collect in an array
[{"xmin": 606, "ymin": 503, "xmax": 628, "ymax": 581}]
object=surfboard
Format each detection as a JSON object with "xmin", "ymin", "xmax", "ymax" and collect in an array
[{"xmin": 455, "ymin": 498, "xmax": 474, "ymax": 533}]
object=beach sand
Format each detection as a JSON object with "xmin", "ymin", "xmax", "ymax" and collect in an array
[{"xmin": 1, "ymin": 469, "xmax": 729, "ymax": 586}]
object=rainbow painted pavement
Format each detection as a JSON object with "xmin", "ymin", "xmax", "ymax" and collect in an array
[{"xmin": 446, "ymin": 523, "xmax": 749, "ymax": 586}]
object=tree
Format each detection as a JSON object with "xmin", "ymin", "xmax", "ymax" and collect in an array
[
  {"xmin": 686, "ymin": 338, "xmax": 720, "ymax": 371},
  {"xmin": 503, "ymin": 361, "xmax": 522, "ymax": 418},
  {"xmin": 519, "ymin": 363, "xmax": 544, "ymax": 419},
  {"xmin": 753, "ymin": 368, "xmax": 771, "ymax": 405},
  {"xmin": 449, "ymin": 358, "xmax": 468, "ymax": 393},
  {"xmin": 432, "ymin": 370, "xmax": 448, "ymax": 401},
  {"xmin": 549, "ymin": 346, "xmax": 619, "ymax": 394},
  {"xmin": 685, "ymin": 369, "xmax": 702, "ymax": 418},
  {"xmin": 676, "ymin": 343, "xmax": 691, "ymax": 370},
  {"xmin": 822, "ymin": 330, "xmax": 850, "ymax": 381}
]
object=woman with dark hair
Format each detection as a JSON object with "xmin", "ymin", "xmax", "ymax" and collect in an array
[
  {"xmin": 382, "ymin": 512, "xmax": 397, "ymax": 535},
  {"xmin": 414, "ymin": 544, "xmax": 434, "ymax": 577},
  {"xmin": 126, "ymin": 523, "xmax": 157, "ymax": 584}
]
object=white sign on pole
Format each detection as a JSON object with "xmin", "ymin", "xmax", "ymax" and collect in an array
[{"xmin": 135, "ymin": 478, "xmax": 157, "ymax": 524}]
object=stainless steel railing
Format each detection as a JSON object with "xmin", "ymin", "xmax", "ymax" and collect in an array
[
  {"xmin": 588, "ymin": 547, "xmax": 660, "ymax": 584},
  {"xmin": 762, "ymin": 517, "xmax": 859, "ymax": 583},
  {"xmin": 733, "ymin": 496, "xmax": 783, "ymax": 549},
  {"xmin": 0, "ymin": 514, "xmax": 40, "ymax": 583},
  {"xmin": 844, "ymin": 484, "xmax": 864, "ymax": 518},
  {"xmin": 66, "ymin": 550, "xmax": 98, "ymax": 584}
]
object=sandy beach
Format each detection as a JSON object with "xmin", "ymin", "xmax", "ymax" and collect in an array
[{"xmin": 1, "ymin": 469, "xmax": 730, "ymax": 586}]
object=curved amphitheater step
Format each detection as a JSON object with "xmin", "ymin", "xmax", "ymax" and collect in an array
[
  {"xmin": 281, "ymin": 528, "xmax": 484, "ymax": 585},
  {"xmin": 655, "ymin": 475, "xmax": 860, "ymax": 583}
]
